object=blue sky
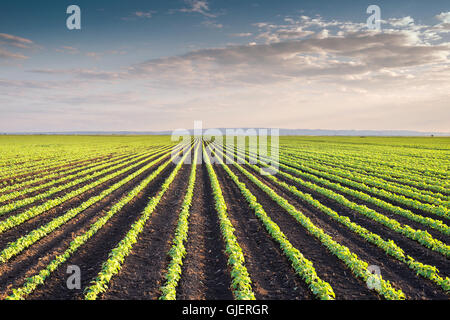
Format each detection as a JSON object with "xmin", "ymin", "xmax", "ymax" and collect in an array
[{"xmin": 1, "ymin": 1, "xmax": 449, "ymax": 132}]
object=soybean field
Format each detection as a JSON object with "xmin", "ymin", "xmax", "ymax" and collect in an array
[{"xmin": 0, "ymin": 135, "xmax": 448, "ymax": 300}]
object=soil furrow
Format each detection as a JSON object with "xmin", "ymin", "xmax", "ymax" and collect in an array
[
  {"xmin": 214, "ymin": 164, "xmax": 314, "ymax": 300},
  {"xmin": 0, "ymin": 157, "xmax": 171, "ymax": 297},
  {"xmin": 177, "ymin": 164, "xmax": 233, "ymax": 300},
  {"xmin": 0, "ymin": 153, "xmax": 136, "ymax": 199},
  {"xmin": 0, "ymin": 153, "xmax": 163, "ymax": 224},
  {"xmin": 100, "ymin": 164, "xmax": 191, "ymax": 300},
  {"xmin": 266, "ymin": 166, "xmax": 450, "ymax": 278},
  {"xmin": 26, "ymin": 162, "xmax": 176, "ymax": 300},
  {"xmin": 0, "ymin": 155, "xmax": 113, "ymax": 186},
  {"xmin": 226, "ymin": 164, "xmax": 380, "ymax": 300},
  {"xmin": 242, "ymin": 165, "xmax": 448, "ymax": 299}
]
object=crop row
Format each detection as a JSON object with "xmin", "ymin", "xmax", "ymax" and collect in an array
[
  {"xmin": 159, "ymin": 143, "xmax": 200, "ymax": 300},
  {"xmin": 281, "ymin": 148, "xmax": 448, "ymax": 195},
  {"xmin": 0, "ymin": 149, "xmax": 162, "ymax": 204},
  {"xmin": 278, "ymin": 156, "xmax": 449, "ymax": 234},
  {"xmin": 211, "ymin": 145, "xmax": 336, "ymax": 299},
  {"xmin": 83, "ymin": 143, "xmax": 195, "ymax": 300},
  {"xmin": 213, "ymin": 144, "xmax": 405, "ymax": 300},
  {"xmin": 280, "ymin": 145, "xmax": 448, "ymax": 180},
  {"xmin": 233, "ymin": 144, "xmax": 450, "ymax": 257},
  {"xmin": 0, "ymin": 153, "xmax": 113, "ymax": 183},
  {"xmin": 0, "ymin": 146, "xmax": 182, "ymax": 264},
  {"xmin": 0, "ymin": 150, "xmax": 162, "ymax": 218},
  {"xmin": 279, "ymin": 153, "xmax": 448, "ymax": 219},
  {"xmin": 226, "ymin": 145, "xmax": 449, "ymax": 293},
  {"xmin": 279, "ymin": 154, "xmax": 447, "ymax": 206},
  {"xmin": 280, "ymin": 148, "xmax": 448, "ymax": 202},
  {"xmin": 271, "ymin": 152, "xmax": 450, "ymax": 231},
  {"xmin": 5, "ymin": 145, "xmax": 188, "ymax": 300},
  {"xmin": 0, "ymin": 147, "xmax": 173, "ymax": 233},
  {"xmin": 202, "ymin": 143, "xmax": 256, "ymax": 300}
]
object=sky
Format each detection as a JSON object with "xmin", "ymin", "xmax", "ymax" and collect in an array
[{"xmin": 0, "ymin": 0, "xmax": 449, "ymax": 132}]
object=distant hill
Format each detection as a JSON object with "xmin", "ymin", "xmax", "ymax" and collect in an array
[{"xmin": 1, "ymin": 129, "xmax": 449, "ymax": 136}]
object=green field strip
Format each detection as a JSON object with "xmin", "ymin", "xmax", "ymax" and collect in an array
[
  {"xmin": 0, "ymin": 144, "xmax": 186, "ymax": 266},
  {"xmin": 0, "ymin": 147, "xmax": 167, "ymax": 203},
  {"xmin": 83, "ymin": 143, "xmax": 195, "ymax": 300},
  {"xmin": 278, "ymin": 154, "xmax": 447, "ymax": 206},
  {"xmin": 211, "ymin": 146, "xmax": 336, "ymax": 300},
  {"xmin": 280, "ymin": 145, "xmax": 449, "ymax": 179},
  {"xmin": 279, "ymin": 149, "xmax": 449, "ymax": 197},
  {"xmin": 0, "ymin": 154, "xmax": 114, "ymax": 182},
  {"xmin": 201, "ymin": 142, "xmax": 256, "ymax": 300},
  {"xmin": 0, "ymin": 146, "xmax": 171, "ymax": 218},
  {"xmin": 0, "ymin": 146, "xmax": 177, "ymax": 234},
  {"xmin": 223, "ymin": 144, "xmax": 449, "ymax": 293},
  {"xmin": 159, "ymin": 142, "xmax": 201, "ymax": 300},
  {"xmin": 4, "ymin": 145, "xmax": 191, "ymax": 300},
  {"xmin": 277, "ymin": 153, "xmax": 448, "ymax": 219},
  {"xmin": 280, "ymin": 148, "xmax": 449, "ymax": 194},
  {"xmin": 210, "ymin": 143, "xmax": 405, "ymax": 300},
  {"xmin": 231, "ymin": 144, "xmax": 450, "ymax": 257}
]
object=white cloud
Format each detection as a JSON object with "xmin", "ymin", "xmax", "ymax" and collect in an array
[
  {"xmin": 202, "ymin": 20, "xmax": 223, "ymax": 29},
  {"xmin": 134, "ymin": 11, "xmax": 155, "ymax": 18},
  {"xmin": 175, "ymin": 0, "xmax": 216, "ymax": 18},
  {"xmin": 229, "ymin": 33, "xmax": 253, "ymax": 37},
  {"xmin": 122, "ymin": 10, "xmax": 157, "ymax": 21},
  {"xmin": 388, "ymin": 16, "xmax": 414, "ymax": 27},
  {"xmin": 436, "ymin": 12, "xmax": 450, "ymax": 23}
]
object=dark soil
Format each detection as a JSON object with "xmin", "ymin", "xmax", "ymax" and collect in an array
[
  {"xmin": 225, "ymin": 164, "xmax": 380, "ymax": 300},
  {"xmin": 0, "ymin": 153, "xmax": 137, "ymax": 199},
  {"xmin": 1, "ymin": 144, "xmax": 447, "ymax": 300},
  {"xmin": 0, "ymin": 155, "xmax": 113, "ymax": 186},
  {"xmin": 26, "ymin": 161, "xmax": 176, "ymax": 300},
  {"xmin": 177, "ymin": 164, "xmax": 233, "ymax": 300},
  {"xmin": 266, "ymin": 165, "xmax": 450, "ymax": 280},
  {"xmin": 100, "ymin": 164, "xmax": 192, "ymax": 299},
  {"xmin": 242, "ymin": 164, "xmax": 448, "ymax": 300},
  {"xmin": 0, "ymin": 156, "xmax": 172, "ymax": 298},
  {"xmin": 214, "ymin": 164, "xmax": 314, "ymax": 299}
]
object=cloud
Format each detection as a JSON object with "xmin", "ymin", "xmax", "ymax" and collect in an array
[
  {"xmin": 0, "ymin": 33, "xmax": 33, "ymax": 49},
  {"xmin": 256, "ymin": 28, "xmax": 314, "ymax": 42},
  {"xmin": 388, "ymin": 16, "xmax": 414, "ymax": 27},
  {"xmin": 23, "ymin": 15, "xmax": 450, "ymax": 90},
  {"xmin": 174, "ymin": 0, "xmax": 216, "ymax": 18},
  {"xmin": 122, "ymin": 10, "xmax": 156, "ymax": 21},
  {"xmin": 29, "ymin": 68, "xmax": 123, "ymax": 80},
  {"xmin": 433, "ymin": 12, "xmax": 450, "ymax": 31},
  {"xmin": 5, "ymin": 13, "xmax": 450, "ymax": 132},
  {"xmin": 436, "ymin": 12, "xmax": 450, "ymax": 23},
  {"xmin": 0, "ymin": 33, "xmax": 34, "ymax": 60},
  {"xmin": 134, "ymin": 11, "xmax": 155, "ymax": 18},
  {"xmin": 0, "ymin": 48, "xmax": 28, "ymax": 60},
  {"xmin": 55, "ymin": 46, "xmax": 79, "ymax": 54},
  {"xmin": 125, "ymin": 30, "xmax": 449, "ymax": 89},
  {"xmin": 202, "ymin": 20, "xmax": 223, "ymax": 29},
  {"xmin": 0, "ymin": 78, "xmax": 87, "ymax": 90},
  {"xmin": 229, "ymin": 33, "xmax": 253, "ymax": 37}
]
